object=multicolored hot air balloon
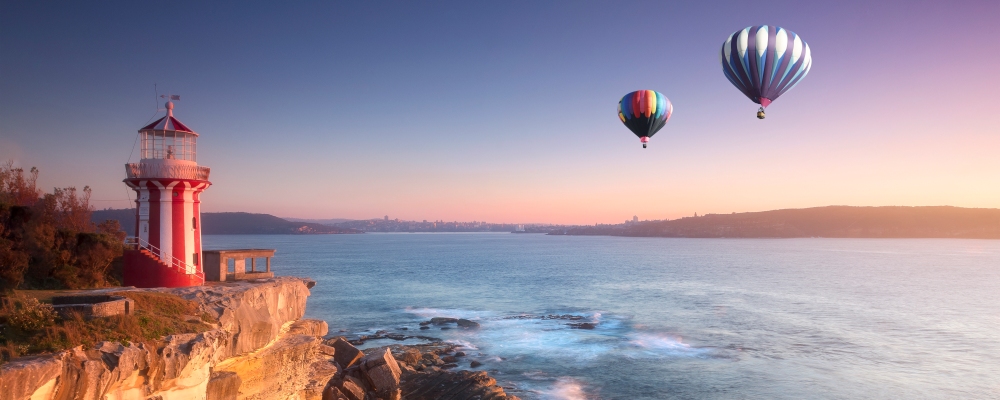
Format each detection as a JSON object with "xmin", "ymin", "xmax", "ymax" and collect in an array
[
  {"xmin": 618, "ymin": 90, "xmax": 673, "ymax": 148},
  {"xmin": 720, "ymin": 26, "xmax": 812, "ymax": 119}
]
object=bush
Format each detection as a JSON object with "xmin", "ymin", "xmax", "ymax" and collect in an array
[{"xmin": 2, "ymin": 294, "xmax": 56, "ymax": 333}]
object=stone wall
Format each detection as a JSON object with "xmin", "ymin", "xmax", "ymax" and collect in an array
[
  {"xmin": 0, "ymin": 277, "xmax": 332, "ymax": 400},
  {"xmin": 50, "ymin": 295, "xmax": 134, "ymax": 319}
]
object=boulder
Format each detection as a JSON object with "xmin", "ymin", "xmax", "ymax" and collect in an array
[
  {"xmin": 568, "ymin": 322, "xmax": 597, "ymax": 329},
  {"xmin": 401, "ymin": 349, "xmax": 421, "ymax": 366},
  {"xmin": 430, "ymin": 317, "xmax": 458, "ymax": 325},
  {"xmin": 338, "ymin": 375, "xmax": 366, "ymax": 400},
  {"xmin": 470, "ymin": 360, "xmax": 483, "ymax": 368},
  {"xmin": 322, "ymin": 384, "xmax": 348, "ymax": 400},
  {"xmin": 457, "ymin": 319, "xmax": 480, "ymax": 329},
  {"xmin": 360, "ymin": 348, "xmax": 402, "ymax": 399},
  {"xmin": 442, "ymin": 355, "xmax": 458, "ymax": 363},
  {"xmin": 288, "ymin": 319, "xmax": 330, "ymax": 337},
  {"xmin": 331, "ymin": 337, "xmax": 364, "ymax": 368}
]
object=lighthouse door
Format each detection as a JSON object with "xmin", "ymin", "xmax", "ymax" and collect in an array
[{"xmin": 139, "ymin": 221, "xmax": 150, "ymax": 243}]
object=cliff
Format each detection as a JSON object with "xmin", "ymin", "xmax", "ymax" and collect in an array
[{"xmin": 0, "ymin": 278, "xmax": 335, "ymax": 400}]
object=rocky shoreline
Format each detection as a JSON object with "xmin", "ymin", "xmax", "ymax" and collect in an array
[{"xmin": 0, "ymin": 278, "xmax": 518, "ymax": 400}]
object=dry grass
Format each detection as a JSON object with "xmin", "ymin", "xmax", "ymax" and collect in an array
[{"xmin": 1, "ymin": 290, "xmax": 214, "ymax": 364}]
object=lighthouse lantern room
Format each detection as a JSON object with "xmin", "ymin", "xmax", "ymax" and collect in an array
[{"xmin": 123, "ymin": 101, "xmax": 211, "ymax": 288}]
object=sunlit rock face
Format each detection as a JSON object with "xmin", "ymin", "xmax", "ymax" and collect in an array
[{"xmin": 0, "ymin": 277, "xmax": 333, "ymax": 400}]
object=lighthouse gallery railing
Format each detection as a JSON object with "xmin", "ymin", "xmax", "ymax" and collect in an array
[
  {"xmin": 124, "ymin": 236, "xmax": 205, "ymax": 282},
  {"xmin": 125, "ymin": 163, "xmax": 211, "ymax": 181}
]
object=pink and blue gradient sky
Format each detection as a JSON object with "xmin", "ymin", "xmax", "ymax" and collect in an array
[{"xmin": 1, "ymin": 1, "xmax": 998, "ymax": 224}]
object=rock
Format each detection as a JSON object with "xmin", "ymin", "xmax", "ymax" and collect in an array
[
  {"xmin": 338, "ymin": 375, "xmax": 367, "ymax": 400},
  {"xmin": 360, "ymin": 348, "xmax": 402, "ymax": 399},
  {"xmin": 400, "ymin": 327, "xmax": 408, "ymax": 330},
  {"xmin": 206, "ymin": 371, "xmax": 241, "ymax": 400},
  {"xmin": 457, "ymin": 319, "xmax": 480, "ymax": 329},
  {"xmin": 470, "ymin": 360, "xmax": 483, "ymax": 368},
  {"xmin": 398, "ymin": 369, "xmax": 518, "ymax": 400},
  {"xmin": 430, "ymin": 317, "xmax": 458, "ymax": 325},
  {"xmin": 322, "ymin": 384, "xmax": 347, "ymax": 400},
  {"xmin": 454, "ymin": 351, "xmax": 466, "ymax": 357},
  {"xmin": 288, "ymin": 319, "xmax": 330, "ymax": 337},
  {"xmin": 441, "ymin": 363, "xmax": 458, "ymax": 369},
  {"xmin": 418, "ymin": 321, "xmax": 431, "ymax": 326},
  {"xmin": 318, "ymin": 344, "xmax": 337, "ymax": 358},
  {"xmin": 401, "ymin": 349, "xmax": 421, "ymax": 366},
  {"xmin": 419, "ymin": 326, "xmax": 429, "ymax": 330},
  {"xmin": 441, "ymin": 355, "xmax": 458, "ymax": 363},
  {"xmin": 332, "ymin": 337, "xmax": 365, "ymax": 368},
  {"xmin": 440, "ymin": 326, "xmax": 451, "ymax": 330},
  {"xmin": 568, "ymin": 322, "xmax": 597, "ymax": 329}
]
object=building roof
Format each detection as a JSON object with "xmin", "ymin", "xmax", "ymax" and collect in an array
[{"xmin": 139, "ymin": 101, "xmax": 197, "ymax": 134}]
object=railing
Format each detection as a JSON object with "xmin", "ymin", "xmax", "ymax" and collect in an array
[
  {"xmin": 125, "ymin": 237, "xmax": 205, "ymax": 282},
  {"xmin": 125, "ymin": 163, "xmax": 211, "ymax": 181}
]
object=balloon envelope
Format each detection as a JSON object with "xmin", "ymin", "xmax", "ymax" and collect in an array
[
  {"xmin": 618, "ymin": 90, "xmax": 673, "ymax": 139},
  {"xmin": 720, "ymin": 26, "xmax": 812, "ymax": 107}
]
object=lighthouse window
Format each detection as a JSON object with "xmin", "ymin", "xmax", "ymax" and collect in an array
[
  {"xmin": 192, "ymin": 253, "xmax": 199, "ymax": 265},
  {"xmin": 139, "ymin": 131, "xmax": 197, "ymax": 161},
  {"xmin": 192, "ymin": 217, "xmax": 197, "ymax": 229}
]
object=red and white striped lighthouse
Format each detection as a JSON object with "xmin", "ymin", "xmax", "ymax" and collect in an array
[{"xmin": 123, "ymin": 101, "xmax": 211, "ymax": 288}]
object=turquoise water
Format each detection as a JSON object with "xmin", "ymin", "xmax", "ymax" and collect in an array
[{"xmin": 204, "ymin": 234, "xmax": 1000, "ymax": 399}]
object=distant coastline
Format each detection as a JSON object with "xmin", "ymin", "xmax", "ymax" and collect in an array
[
  {"xmin": 94, "ymin": 205, "xmax": 1000, "ymax": 238},
  {"xmin": 548, "ymin": 206, "xmax": 1000, "ymax": 239},
  {"xmin": 91, "ymin": 209, "xmax": 362, "ymax": 235}
]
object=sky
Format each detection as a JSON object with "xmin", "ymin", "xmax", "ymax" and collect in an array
[{"xmin": 2, "ymin": 0, "xmax": 998, "ymax": 225}]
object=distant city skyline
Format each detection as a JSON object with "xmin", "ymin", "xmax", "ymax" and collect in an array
[{"xmin": 2, "ymin": 1, "xmax": 998, "ymax": 224}]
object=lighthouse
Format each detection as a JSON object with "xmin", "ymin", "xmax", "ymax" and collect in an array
[{"xmin": 123, "ymin": 101, "xmax": 211, "ymax": 288}]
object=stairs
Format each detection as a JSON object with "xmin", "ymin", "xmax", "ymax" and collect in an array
[{"xmin": 123, "ymin": 248, "xmax": 204, "ymax": 288}]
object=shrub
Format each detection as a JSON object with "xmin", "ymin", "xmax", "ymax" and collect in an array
[{"xmin": 2, "ymin": 294, "xmax": 56, "ymax": 333}]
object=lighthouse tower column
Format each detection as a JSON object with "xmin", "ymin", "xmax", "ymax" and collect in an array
[{"xmin": 123, "ymin": 101, "xmax": 211, "ymax": 288}]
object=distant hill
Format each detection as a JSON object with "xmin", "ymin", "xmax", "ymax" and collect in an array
[
  {"xmin": 550, "ymin": 206, "xmax": 1000, "ymax": 239},
  {"xmin": 92, "ymin": 209, "xmax": 362, "ymax": 235},
  {"xmin": 283, "ymin": 217, "xmax": 353, "ymax": 225}
]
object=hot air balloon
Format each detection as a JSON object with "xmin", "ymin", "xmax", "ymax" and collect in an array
[
  {"xmin": 720, "ymin": 26, "xmax": 812, "ymax": 119},
  {"xmin": 618, "ymin": 90, "xmax": 673, "ymax": 148}
]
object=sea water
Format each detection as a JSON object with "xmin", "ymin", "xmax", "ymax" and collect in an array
[{"xmin": 204, "ymin": 234, "xmax": 1000, "ymax": 399}]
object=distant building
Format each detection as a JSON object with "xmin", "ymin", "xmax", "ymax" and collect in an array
[
  {"xmin": 633, "ymin": 215, "xmax": 639, "ymax": 223},
  {"xmin": 384, "ymin": 215, "xmax": 389, "ymax": 221}
]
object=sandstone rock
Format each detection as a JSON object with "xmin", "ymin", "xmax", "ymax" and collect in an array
[
  {"xmin": 318, "ymin": 344, "xmax": 337, "ymax": 358},
  {"xmin": 441, "ymin": 363, "xmax": 458, "ymax": 369},
  {"xmin": 470, "ymin": 360, "xmax": 482, "ymax": 368},
  {"xmin": 339, "ymin": 375, "xmax": 366, "ymax": 400},
  {"xmin": 206, "ymin": 371, "xmax": 241, "ymax": 400},
  {"xmin": 331, "ymin": 337, "xmax": 364, "ymax": 369},
  {"xmin": 454, "ymin": 351, "xmax": 466, "ymax": 357},
  {"xmin": 302, "ymin": 359, "xmax": 340, "ymax": 400},
  {"xmin": 441, "ymin": 355, "xmax": 457, "ymax": 363},
  {"xmin": 401, "ymin": 349, "xmax": 421, "ymax": 366},
  {"xmin": 288, "ymin": 319, "xmax": 330, "ymax": 337},
  {"xmin": 0, "ymin": 353, "xmax": 64, "ymax": 400},
  {"xmin": 360, "ymin": 348, "xmax": 401, "ymax": 399},
  {"xmin": 322, "ymin": 384, "xmax": 348, "ymax": 400},
  {"xmin": 456, "ymin": 319, "xmax": 480, "ymax": 329},
  {"xmin": 398, "ymin": 369, "xmax": 519, "ymax": 400}
]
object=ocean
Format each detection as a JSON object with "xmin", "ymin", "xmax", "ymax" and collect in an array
[{"xmin": 203, "ymin": 233, "xmax": 1000, "ymax": 399}]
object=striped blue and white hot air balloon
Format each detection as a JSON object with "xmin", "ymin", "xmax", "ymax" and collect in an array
[{"xmin": 721, "ymin": 26, "xmax": 812, "ymax": 119}]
